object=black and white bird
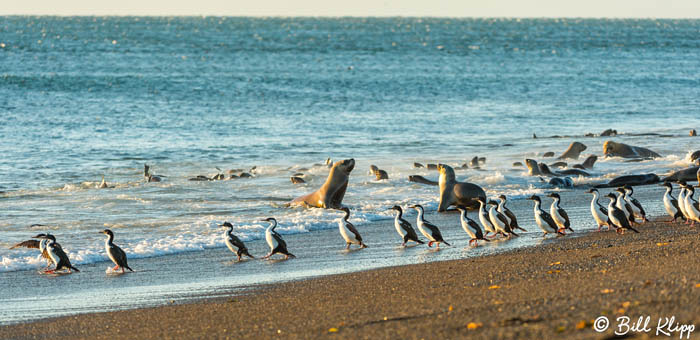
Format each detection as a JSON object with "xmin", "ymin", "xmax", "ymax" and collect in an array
[
  {"xmin": 389, "ymin": 205, "xmax": 424, "ymax": 246},
  {"xmin": 661, "ymin": 182, "xmax": 684, "ymax": 223},
  {"xmin": 497, "ymin": 195, "xmax": 527, "ymax": 232},
  {"xmin": 456, "ymin": 206, "xmax": 489, "ymax": 246},
  {"xmin": 528, "ymin": 195, "xmax": 564, "ymax": 237},
  {"xmin": 677, "ymin": 181, "xmax": 690, "ymax": 223},
  {"xmin": 337, "ymin": 207, "xmax": 367, "ymax": 249},
  {"xmin": 623, "ymin": 185, "xmax": 648, "ymax": 223},
  {"xmin": 615, "ymin": 188, "xmax": 637, "ymax": 225},
  {"xmin": 34, "ymin": 234, "xmax": 80, "ymax": 273},
  {"xmin": 487, "ymin": 200, "xmax": 518, "ymax": 237},
  {"xmin": 261, "ymin": 218, "xmax": 295, "ymax": 260},
  {"xmin": 586, "ymin": 189, "xmax": 611, "ymax": 231},
  {"xmin": 10, "ymin": 233, "xmax": 52, "ymax": 269},
  {"xmin": 475, "ymin": 197, "xmax": 497, "ymax": 238},
  {"xmin": 220, "ymin": 222, "xmax": 254, "ymax": 261},
  {"xmin": 409, "ymin": 204, "xmax": 450, "ymax": 249},
  {"xmin": 144, "ymin": 164, "xmax": 163, "ymax": 182},
  {"xmin": 100, "ymin": 229, "xmax": 133, "ymax": 273},
  {"xmin": 682, "ymin": 185, "xmax": 700, "ymax": 226},
  {"xmin": 547, "ymin": 193, "xmax": 573, "ymax": 233},
  {"xmin": 605, "ymin": 193, "xmax": 639, "ymax": 234}
]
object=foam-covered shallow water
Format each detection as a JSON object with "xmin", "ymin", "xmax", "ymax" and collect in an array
[{"xmin": 1, "ymin": 17, "xmax": 699, "ymax": 324}]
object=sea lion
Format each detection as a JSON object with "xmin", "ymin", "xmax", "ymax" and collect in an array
[
  {"xmin": 455, "ymin": 163, "xmax": 469, "ymax": 170},
  {"xmin": 663, "ymin": 167, "xmax": 699, "ymax": 182},
  {"xmin": 603, "ymin": 141, "xmax": 661, "ymax": 159},
  {"xmin": 98, "ymin": 176, "xmax": 108, "ymax": 189},
  {"xmin": 291, "ymin": 158, "xmax": 355, "ymax": 209},
  {"xmin": 470, "ymin": 157, "xmax": 479, "ymax": 167},
  {"xmin": 537, "ymin": 163, "xmax": 557, "ymax": 177},
  {"xmin": 239, "ymin": 172, "xmax": 252, "ymax": 178},
  {"xmin": 549, "ymin": 161, "xmax": 568, "ymax": 169},
  {"xmin": 408, "ymin": 175, "xmax": 438, "ymax": 186},
  {"xmin": 413, "ymin": 162, "xmax": 424, "ymax": 168},
  {"xmin": 144, "ymin": 164, "xmax": 163, "ymax": 182},
  {"xmin": 437, "ymin": 164, "xmax": 486, "ymax": 211},
  {"xmin": 595, "ymin": 174, "xmax": 660, "ymax": 188},
  {"xmin": 525, "ymin": 159, "xmax": 543, "ymax": 176},
  {"xmin": 543, "ymin": 152, "xmax": 555, "ymax": 158},
  {"xmin": 549, "ymin": 177, "xmax": 574, "ymax": 188},
  {"xmin": 600, "ymin": 129, "xmax": 618, "ymax": 137},
  {"xmin": 690, "ymin": 150, "xmax": 700, "ymax": 163},
  {"xmin": 427, "ymin": 164, "xmax": 438, "ymax": 170},
  {"xmin": 557, "ymin": 142, "xmax": 587, "ymax": 160},
  {"xmin": 291, "ymin": 176, "xmax": 305, "ymax": 184},
  {"xmin": 513, "ymin": 162, "xmax": 523, "ymax": 167},
  {"xmin": 369, "ymin": 165, "xmax": 389, "ymax": 180},
  {"xmin": 573, "ymin": 155, "xmax": 598, "ymax": 169},
  {"xmin": 557, "ymin": 169, "xmax": 591, "ymax": 177},
  {"xmin": 691, "ymin": 129, "xmax": 697, "ymax": 137}
]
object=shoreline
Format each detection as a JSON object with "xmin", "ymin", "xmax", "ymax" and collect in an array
[{"xmin": 2, "ymin": 217, "xmax": 699, "ymax": 339}]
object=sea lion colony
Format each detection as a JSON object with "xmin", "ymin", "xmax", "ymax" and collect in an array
[{"xmin": 10, "ymin": 133, "xmax": 700, "ymax": 272}]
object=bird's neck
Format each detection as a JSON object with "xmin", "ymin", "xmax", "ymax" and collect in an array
[
  {"xmin": 394, "ymin": 210, "xmax": 402, "ymax": 220},
  {"xmin": 415, "ymin": 208, "xmax": 424, "ymax": 221}
]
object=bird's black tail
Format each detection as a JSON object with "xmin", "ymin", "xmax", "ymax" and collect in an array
[
  {"xmin": 442, "ymin": 240, "xmax": 451, "ymax": 246},
  {"xmin": 480, "ymin": 237, "xmax": 491, "ymax": 242},
  {"xmin": 125, "ymin": 265, "xmax": 134, "ymax": 272},
  {"xmin": 243, "ymin": 249, "xmax": 255, "ymax": 259},
  {"xmin": 629, "ymin": 226, "xmax": 640, "ymax": 233},
  {"xmin": 70, "ymin": 266, "xmax": 80, "ymax": 272}
]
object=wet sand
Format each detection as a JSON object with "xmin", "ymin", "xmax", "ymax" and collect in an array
[{"xmin": 3, "ymin": 218, "xmax": 699, "ymax": 340}]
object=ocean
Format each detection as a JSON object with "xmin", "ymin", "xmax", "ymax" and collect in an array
[{"xmin": 1, "ymin": 16, "xmax": 699, "ymax": 323}]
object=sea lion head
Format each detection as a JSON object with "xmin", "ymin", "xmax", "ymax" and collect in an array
[
  {"xmin": 525, "ymin": 159, "xmax": 539, "ymax": 175},
  {"xmin": 570, "ymin": 142, "xmax": 587, "ymax": 153},
  {"xmin": 334, "ymin": 158, "xmax": 355, "ymax": 174},
  {"xmin": 437, "ymin": 163, "xmax": 456, "ymax": 181},
  {"xmin": 603, "ymin": 140, "xmax": 622, "ymax": 157}
]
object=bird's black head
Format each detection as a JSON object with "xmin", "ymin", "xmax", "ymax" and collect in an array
[
  {"xmin": 487, "ymin": 200, "xmax": 498, "ymax": 206},
  {"xmin": 661, "ymin": 182, "xmax": 672, "ymax": 188},
  {"xmin": 606, "ymin": 193, "xmax": 617, "ymax": 199},
  {"xmin": 474, "ymin": 197, "xmax": 486, "ymax": 203},
  {"xmin": 547, "ymin": 193, "xmax": 561, "ymax": 199},
  {"xmin": 261, "ymin": 217, "xmax": 277, "ymax": 223},
  {"xmin": 498, "ymin": 194, "xmax": 507, "ymax": 201},
  {"xmin": 615, "ymin": 187, "xmax": 626, "ymax": 193},
  {"xmin": 528, "ymin": 195, "xmax": 540, "ymax": 202},
  {"xmin": 409, "ymin": 204, "xmax": 423, "ymax": 212},
  {"xmin": 390, "ymin": 205, "xmax": 402, "ymax": 212},
  {"xmin": 586, "ymin": 188, "xmax": 598, "ymax": 194},
  {"xmin": 624, "ymin": 185, "xmax": 634, "ymax": 193},
  {"xmin": 456, "ymin": 206, "xmax": 467, "ymax": 212},
  {"xmin": 219, "ymin": 222, "xmax": 233, "ymax": 229},
  {"xmin": 32, "ymin": 233, "xmax": 47, "ymax": 239},
  {"xmin": 100, "ymin": 229, "xmax": 113, "ymax": 236},
  {"xmin": 678, "ymin": 180, "xmax": 687, "ymax": 186},
  {"xmin": 339, "ymin": 206, "xmax": 351, "ymax": 215}
]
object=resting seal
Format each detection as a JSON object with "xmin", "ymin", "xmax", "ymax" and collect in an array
[
  {"xmin": 558, "ymin": 142, "xmax": 587, "ymax": 160},
  {"xmin": 437, "ymin": 164, "xmax": 486, "ymax": 211},
  {"xmin": 595, "ymin": 173, "xmax": 660, "ymax": 188},
  {"xmin": 548, "ymin": 177, "xmax": 574, "ymax": 188},
  {"xmin": 663, "ymin": 167, "xmax": 699, "ymax": 182},
  {"xmin": 603, "ymin": 141, "xmax": 661, "ymax": 159},
  {"xmin": 408, "ymin": 175, "xmax": 438, "ymax": 186},
  {"xmin": 291, "ymin": 159, "xmax": 354, "ymax": 209},
  {"xmin": 543, "ymin": 152, "xmax": 555, "ymax": 158},
  {"xmin": 527, "ymin": 159, "xmax": 590, "ymax": 177}
]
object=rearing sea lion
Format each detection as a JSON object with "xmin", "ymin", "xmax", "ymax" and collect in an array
[
  {"xmin": 603, "ymin": 141, "xmax": 661, "ymax": 159},
  {"xmin": 557, "ymin": 142, "xmax": 587, "ymax": 160},
  {"xmin": 437, "ymin": 164, "xmax": 486, "ymax": 211},
  {"xmin": 290, "ymin": 159, "xmax": 355, "ymax": 209}
]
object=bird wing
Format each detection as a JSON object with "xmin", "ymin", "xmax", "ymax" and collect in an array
[
  {"xmin": 344, "ymin": 221, "xmax": 363, "ymax": 242},
  {"xmin": 113, "ymin": 245, "xmax": 128, "ymax": 267},
  {"xmin": 624, "ymin": 202, "xmax": 636, "ymax": 221},
  {"xmin": 504, "ymin": 208, "xmax": 519, "ymax": 227},
  {"xmin": 468, "ymin": 219, "xmax": 484, "ymax": 239},
  {"xmin": 598, "ymin": 204, "xmax": 608, "ymax": 215},
  {"xmin": 399, "ymin": 218, "xmax": 419, "ymax": 240},
  {"xmin": 540, "ymin": 210, "xmax": 558, "ymax": 230},
  {"xmin": 496, "ymin": 212, "xmax": 510, "ymax": 228},
  {"xmin": 52, "ymin": 244, "xmax": 73, "ymax": 267},
  {"xmin": 272, "ymin": 233, "xmax": 288, "ymax": 250},
  {"xmin": 631, "ymin": 198, "xmax": 646, "ymax": 216},
  {"xmin": 422, "ymin": 221, "xmax": 444, "ymax": 241},
  {"xmin": 612, "ymin": 209, "xmax": 631, "ymax": 229},
  {"xmin": 671, "ymin": 198, "xmax": 680, "ymax": 211},
  {"xmin": 10, "ymin": 240, "xmax": 40, "ymax": 249},
  {"xmin": 229, "ymin": 234, "xmax": 247, "ymax": 250},
  {"xmin": 557, "ymin": 208, "xmax": 571, "ymax": 227}
]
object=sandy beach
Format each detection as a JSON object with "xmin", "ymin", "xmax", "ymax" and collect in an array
[{"xmin": 3, "ymin": 217, "xmax": 698, "ymax": 339}]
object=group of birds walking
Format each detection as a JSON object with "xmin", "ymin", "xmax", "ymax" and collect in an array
[{"xmin": 13, "ymin": 181, "xmax": 697, "ymax": 274}]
